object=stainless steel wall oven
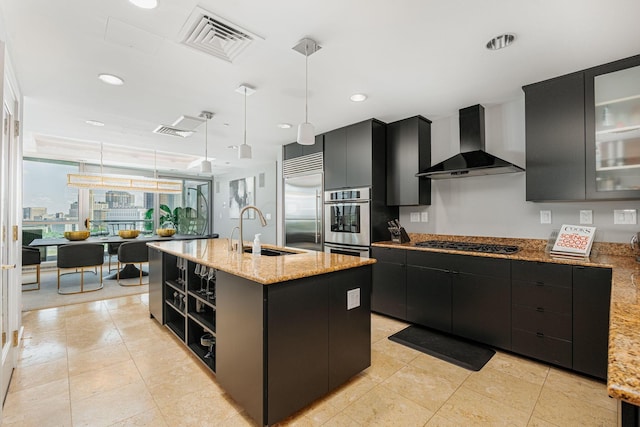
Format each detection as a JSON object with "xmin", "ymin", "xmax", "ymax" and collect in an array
[{"xmin": 324, "ymin": 187, "xmax": 370, "ymax": 256}]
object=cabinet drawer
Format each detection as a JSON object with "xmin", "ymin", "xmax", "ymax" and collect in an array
[
  {"xmin": 512, "ymin": 329, "xmax": 572, "ymax": 368},
  {"xmin": 371, "ymin": 247, "xmax": 406, "ymax": 264},
  {"xmin": 512, "ymin": 260, "xmax": 572, "ymax": 287},
  {"xmin": 512, "ymin": 280, "xmax": 572, "ymax": 313},
  {"xmin": 406, "ymin": 250, "xmax": 456, "ymax": 271},
  {"xmin": 512, "ymin": 305, "xmax": 572, "ymax": 340},
  {"xmin": 406, "ymin": 250, "xmax": 510, "ymax": 278}
]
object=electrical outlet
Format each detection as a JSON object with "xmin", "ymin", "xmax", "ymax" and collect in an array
[
  {"xmin": 614, "ymin": 209, "xmax": 637, "ymax": 225},
  {"xmin": 347, "ymin": 288, "xmax": 360, "ymax": 310},
  {"xmin": 421, "ymin": 212, "xmax": 429, "ymax": 222},
  {"xmin": 540, "ymin": 210, "xmax": 552, "ymax": 224},
  {"xmin": 410, "ymin": 212, "xmax": 420, "ymax": 222},
  {"xmin": 579, "ymin": 210, "xmax": 593, "ymax": 224}
]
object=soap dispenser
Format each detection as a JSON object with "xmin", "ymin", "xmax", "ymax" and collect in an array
[{"xmin": 252, "ymin": 233, "xmax": 262, "ymax": 256}]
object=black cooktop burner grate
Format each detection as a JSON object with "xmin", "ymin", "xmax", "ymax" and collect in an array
[{"xmin": 414, "ymin": 240, "xmax": 520, "ymax": 254}]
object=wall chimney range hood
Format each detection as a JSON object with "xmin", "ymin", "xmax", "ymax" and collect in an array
[{"xmin": 416, "ymin": 104, "xmax": 524, "ymax": 179}]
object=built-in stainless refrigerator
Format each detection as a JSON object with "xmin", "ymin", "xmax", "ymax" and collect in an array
[{"xmin": 284, "ymin": 173, "xmax": 323, "ymax": 251}]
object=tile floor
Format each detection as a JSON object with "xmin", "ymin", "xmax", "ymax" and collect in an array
[{"xmin": 2, "ymin": 295, "xmax": 617, "ymax": 426}]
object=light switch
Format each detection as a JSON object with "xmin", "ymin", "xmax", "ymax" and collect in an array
[
  {"xmin": 540, "ymin": 210, "xmax": 552, "ymax": 224},
  {"xmin": 347, "ymin": 288, "xmax": 360, "ymax": 310},
  {"xmin": 410, "ymin": 212, "xmax": 420, "ymax": 222},
  {"xmin": 579, "ymin": 210, "xmax": 593, "ymax": 224},
  {"xmin": 421, "ymin": 212, "xmax": 429, "ymax": 222}
]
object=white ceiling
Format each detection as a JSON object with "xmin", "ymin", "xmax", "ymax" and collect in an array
[{"xmin": 2, "ymin": 0, "xmax": 640, "ymax": 175}]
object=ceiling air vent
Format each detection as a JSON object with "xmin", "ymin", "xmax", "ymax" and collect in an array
[
  {"xmin": 152, "ymin": 125, "xmax": 194, "ymax": 138},
  {"xmin": 152, "ymin": 115, "xmax": 206, "ymax": 138},
  {"xmin": 179, "ymin": 7, "xmax": 262, "ymax": 63}
]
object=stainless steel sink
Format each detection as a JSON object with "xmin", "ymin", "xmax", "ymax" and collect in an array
[{"xmin": 243, "ymin": 247, "xmax": 296, "ymax": 256}]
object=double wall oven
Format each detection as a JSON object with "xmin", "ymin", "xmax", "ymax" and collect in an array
[{"xmin": 324, "ymin": 187, "xmax": 370, "ymax": 258}]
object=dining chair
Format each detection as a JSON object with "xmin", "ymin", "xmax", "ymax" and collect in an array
[
  {"xmin": 117, "ymin": 240, "xmax": 149, "ymax": 286},
  {"xmin": 22, "ymin": 246, "xmax": 41, "ymax": 291},
  {"xmin": 57, "ymin": 243, "xmax": 104, "ymax": 294},
  {"xmin": 107, "ymin": 242, "xmax": 122, "ymax": 272}
]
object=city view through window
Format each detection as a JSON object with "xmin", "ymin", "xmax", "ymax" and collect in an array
[{"xmin": 22, "ymin": 160, "xmax": 211, "ymax": 253}]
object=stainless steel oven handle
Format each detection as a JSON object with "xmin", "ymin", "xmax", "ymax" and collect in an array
[{"xmin": 315, "ymin": 189, "xmax": 320, "ymax": 244}]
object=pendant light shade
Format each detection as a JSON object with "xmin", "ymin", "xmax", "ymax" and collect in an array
[
  {"xmin": 199, "ymin": 111, "xmax": 213, "ymax": 173},
  {"xmin": 297, "ymin": 122, "xmax": 315, "ymax": 146},
  {"xmin": 293, "ymin": 38, "xmax": 321, "ymax": 146},
  {"xmin": 236, "ymin": 84, "xmax": 255, "ymax": 160}
]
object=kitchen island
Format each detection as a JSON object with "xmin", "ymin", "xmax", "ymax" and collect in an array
[
  {"xmin": 146, "ymin": 238, "xmax": 374, "ymax": 426},
  {"xmin": 373, "ymin": 233, "xmax": 640, "ymax": 424}
]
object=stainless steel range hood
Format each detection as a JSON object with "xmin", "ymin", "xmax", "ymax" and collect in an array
[{"xmin": 415, "ymin": 104, "xmax": 524, "ymax": 179}]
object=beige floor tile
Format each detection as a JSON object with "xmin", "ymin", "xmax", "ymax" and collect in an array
[
  {"xmin": 321, "ymin": 411, "xmax": 363, "ymax": 427},
  {"xmin": 424, "ymin": 414, "xmax": 465, "ymax": 427},
  {"xmin": 71, "ymin": 380, "xmax": 157, "ymax": 427},
  {"xmin": 409, "ymin": 353, "xmax": 471, "ymax": 384},
  {"xmin": 67, "ymin": 341, "xmax": 132, "ymax": 376},
  {"xmin": 485, "ymin": 351, "xmax": 550, "ymax": 386},
  {"xmin": 543, "ymin": 368, "xmax": 616, "ymax": 412},
  {"xmin": 295, "ymin": 395, "xmax": 343, "ymax": 426},
  {"xmin": 158, "ymin": 387, "xmax": 241, "ymax": 426},
  {"xmin": 122, "ymin": 330, "xmax": 185, "ymax": 356},
  {"xmin": 103, "ymin": 295, "xmax": 145, "ymax": 310},
  {"xmin": 381, "ymin": 364, "xmax": 465, "ymax": 413},
  {"xmin": 371, "ymin": 336, "xmax": 421, "ymax": 365},
  {"xmin": 21, "ymin": 309, "xmax": 67, "ymax": 333},
  {"xmin": 8, "ymin": 357, "xmax": 68, "ymax": 392},
  {"xmin": 216, "ymin": 411, "xmax": 260, "ymax": 427},
  {"xmin": 340, "ymin": 383, "xmax": 434, "ymax": 426},
  {"xmin": 527, "ymin": 416, "xmax": 559, "ymax": 427},
  {"xmin": 116, "ymin": 321, "xmax": 167, "ymax": 342},
  {"xmin": 65, "ymin": 310, "xmax": 114, "ymax": 331},
  {"xmin": 70, "ymin": 359, "xmax": 143, "ymax": 401},
  {"xmin": 66, "ymin": 326, "xmax": 124, "ymax": 354},
  {"xmin": 463, "ymin": 366, "xmax": 543, "ymax": 413},
  {"xmin": 371, "ymin": 314, "xmax": 408, "ymax": 344},
  {"xmin": 362, "ymin": 348, "xmax": 407, "ymax": 383},
  {"xmin": 532, "ymin": 387, "xmax": 617, "ymax": 427},
  {"xmin": 435, "ymin": 386, "xmax": 530, "ymax": 426},
  {"xmin": 1, "ymin": 378, "xmax": 71, "ymax": 426},
  {"xmin": 106, "ymin": 407, "xmax": 168, "ymax": 427},
  {"xmin": 17, "ymin": 339, "xmax": 67, "ymax": 368},
  {"xmin": 63, "ymin": 300, "xmax": 108, "ymax": 317},
  {"xmin": 323, "ymin": 373, "xmax": 379, "ymax": 411}
]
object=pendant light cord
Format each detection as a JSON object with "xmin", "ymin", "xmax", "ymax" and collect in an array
[
  {"xmin": 243, "ymin": 87, "xmax": 247, "ymax": 146},
  {"xmin": 204, "ymin": 118, "xmax": 208, "ymax": 159},
  {"xmin": 154, "ymin": 150, "xmax": 158, "ymax": 178},
  {"xmin": 100, "ymin": 142, "xmax": 104, "ymax": 175},
  {"xmin": 305, "ymin": 42, "xmax": 309, "ymax": 123}
]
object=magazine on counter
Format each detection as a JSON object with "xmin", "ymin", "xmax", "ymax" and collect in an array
[{"xmin": 550, "ymin": 224, "xmax": 597, "ymax": 257}]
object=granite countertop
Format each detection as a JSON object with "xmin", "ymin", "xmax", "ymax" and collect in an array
[
  {"xmin": 372, "ymin": 233, "xmax": 640, "ymax": 406},
  {"xmin": 147, "ymin": 238, "xmax": 375, "ymax": 285}
]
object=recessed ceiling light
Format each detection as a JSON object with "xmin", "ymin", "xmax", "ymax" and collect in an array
[
  {"xmin": 278, "ymin": 123, "xmax": 292, "ymax": 129},
  {"xmin": 227, "ymin": 145, "xmax": 238, "ymax": 149},
  {"xmin": 129, "ymin": 0, "xmax": 158, "ymax": 9},
  {"xmin": 85, "ymin": 120, "xmax": 105, "ymax": 127},
  {"xmin": 98, "ymin": 73, "xmax": 124, "ymax": 86},
  {"xmin": 486, "ymin": 33, "xmax": 515, "ymax": 50},
  {"xmin": 350, "ymin": 93, "xmax": 368, "ymax": 102}
]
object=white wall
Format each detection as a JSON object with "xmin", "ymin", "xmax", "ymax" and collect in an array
[
  {"xmin": 399, "ymin": 97, "xmax": 640, "ymax": 243},
  {"xmin": 212, "ymin": 161, "xmax": 278, "ymax": 245}
]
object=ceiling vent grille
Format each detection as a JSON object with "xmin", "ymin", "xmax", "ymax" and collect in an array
[
  {"xmin": 152, "ymin": 125, "xmax": 194, "ymax": 138},
  {"xmin": 283, "ymin": 152, "xmax": 324, "ymax": 178},
  {"xmin": 179, "ymin": 7, "xmax": 262, "ymax": 63}
]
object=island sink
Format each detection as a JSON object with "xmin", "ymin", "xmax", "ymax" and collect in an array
[{"xmin": 243, "ymin": 247, "xmax": 296, "ymax": 256}]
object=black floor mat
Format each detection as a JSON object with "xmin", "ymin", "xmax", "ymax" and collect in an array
[{"xmin": 388, "ymin": 325, "xmax": 495, "ymax": 371}]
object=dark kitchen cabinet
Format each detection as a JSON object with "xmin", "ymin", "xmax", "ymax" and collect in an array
[
  {"xmin": 573, "ymin": 266, "xmax": 612, "ymax": 380},
  {"xmin": 524, "ymin": 54, "xmax": 640, "ymax": 201},
  {"xmin": 452, "ymin": 256, "xmax": 511, "ymax": 350},
  {"xmin": 511, "ymin": 260, "xmax": 573, "ymax": 368},
  {"xmin": 283, "ymin": 135, "xmax": 324, "ymax": 160},
  {"xmin": 405, "ymin": 251, "xmax": 454, "ymax": 333},
  {"xmin": 523, "ymin": 72, "xmax": 586, "ymax": 201},
  {"xmin": 323, "ymin": 119, "xmax": 386, "ymax": 190},
  {"xmin": 148, "ymin": 247, "xmax": 163, "ymax": 322},
  {"xmin": 386, "ymin": 116, "xmax": 432, "ymax": 206},
  {"xmin": 371, "ymin": 247, "xmax": 407, "ymax": 320}
]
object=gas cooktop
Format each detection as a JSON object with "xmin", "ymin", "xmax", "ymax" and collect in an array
[{"xmin": 414, "ymin": 240, "xmax": 520, "ymax": 254}]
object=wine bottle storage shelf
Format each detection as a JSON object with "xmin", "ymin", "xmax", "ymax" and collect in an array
[
  {"xmin": 166, "ymin": 320, "xmax": 185, "ymax": 341},
  {"xmin": 165, "ymin": 298, "xmax": 186, "ymax": 315},
  {"xmin": 188, "ymin": 311, "xmax": 216, "ymax": 335},
  {"xmin": 165, "ymin": 279, "xmax": 185, "ymax": 293},
  {"xmin": 188, "ymin": 290, "xmax": 216, "ymax": 309}
]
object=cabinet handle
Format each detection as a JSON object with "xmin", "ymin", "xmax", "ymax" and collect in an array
[
  {"xmin": 536, "ymin": 307, "xmax": 545, "ymax": 312},
  {"xmin": 536, "ymin": 332, "xmax": 544, "ymax": 338}
]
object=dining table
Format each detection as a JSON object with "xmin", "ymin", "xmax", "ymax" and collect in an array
[{"xmin": 29, "ymin": 234, "xmax": 215, "ymax": 279}]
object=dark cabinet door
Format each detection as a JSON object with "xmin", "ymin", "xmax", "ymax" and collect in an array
[
  {"xmin": 452, "ymin": 272, "xmax": 511, "ymax": 350},
  {"xmin": 346, "ymin": 121, "xmax": 373, "ymax": 188},
  {"xmin": 371, "ymin": 247, "xmax": 406, "ymax": 320},
  {"xmin": 523, "ymin": 72, "xmax": 586, "ymax": 201},
  {"xmin": 573, "ymin": 266, "xmax": 612, "ymax": 380},
  {"xmin": 323, "ymin": 128, "xmax": 347, "ymax": 190},
  {"xmin": 148, "ymin": 247, "xmax": 163, "ymax": 323},
  {"xmin": 386, "ymin": 116, "xmax": 431, "ymax": 206},
  {"xmin": 406, "ymin": 265, "xmax": 452, "ymax": 333},
  {"xmin": 283, "ymin": 142, "xmax": 303, "ymax": 160}
]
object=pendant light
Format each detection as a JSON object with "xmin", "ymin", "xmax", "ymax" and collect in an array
[
  {"xmin": 293, "ymin": 38, "xmax": 321, "ymax": 146},
  {"xmin": 199, "ymin": 111, "xmax": 213, "ymax": 173},
  {"xmin": 236, "ymin": 84, "xmax": 255, "ymax": 159}
]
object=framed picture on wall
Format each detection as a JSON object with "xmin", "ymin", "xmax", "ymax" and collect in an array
[{"xmin": 229, "ymin": 176, "xmax": 255, "ymax": 219}]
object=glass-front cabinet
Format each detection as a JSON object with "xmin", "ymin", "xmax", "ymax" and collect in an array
[{"xmin": 586, "ymin": 56, "xmax": 640, "ymax": 199}]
